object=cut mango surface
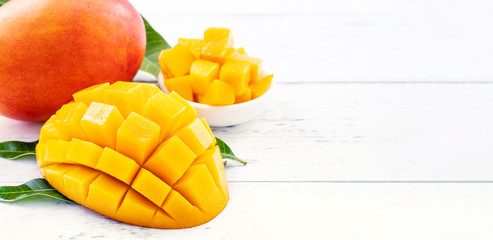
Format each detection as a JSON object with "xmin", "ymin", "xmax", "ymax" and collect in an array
[
  {"xmin": 160, "ymin": 27, "xmax": 273, "ymax": 106},
  {"xmin": 200, "ymin": 80, "xmax": 235, "ymax": 106},
  {"xmin": 37, "ymin": 81, "xmax": 229, "ymax": 229}
]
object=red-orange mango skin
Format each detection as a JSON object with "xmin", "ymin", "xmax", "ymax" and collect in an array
[{"xmin": 0, "ymin": 0, "xmax": 146, "ymax": 121}]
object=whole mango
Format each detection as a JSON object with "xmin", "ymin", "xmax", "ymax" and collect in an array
[
  {"xmin": 0, "ymin": 0, "xmax": 146, "ymax": 121},
  {"xmin": 36, "ymin": 82, "xmax": 229, "ymax": 229}
]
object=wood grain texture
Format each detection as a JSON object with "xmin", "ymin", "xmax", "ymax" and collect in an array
[{"xmin": 215, "ymin": 83, "xmax": 493, "ymax": 181}]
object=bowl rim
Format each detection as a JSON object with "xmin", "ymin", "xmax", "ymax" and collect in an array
[{"xmin": 157, "ymin": 71, "xmax": 274, "ymax": 109}]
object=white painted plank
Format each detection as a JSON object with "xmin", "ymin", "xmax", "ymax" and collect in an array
[
  {"xmin": 1, "ymin": 182, "xmax": 493, "ymax": 239},
  {"xmin": 2, "ymin": 84, "xmax": 493, "ymax": 182},
  {"xmin": 214, "ymin": 83, "xmax": 493, "ymax": 181},
  {"xmin": 130, "ymin": 0, "xmax": 493, "ymax": 82}
]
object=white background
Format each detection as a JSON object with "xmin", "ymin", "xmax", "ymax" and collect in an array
[{"xmin": 2, "ymin": 0, "xmax": 493, "ymax": 239}]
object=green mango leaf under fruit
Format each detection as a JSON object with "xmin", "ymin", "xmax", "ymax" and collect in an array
[
  {"xmin": 0, "ymin": 178, "xmax": 74, "ymax": 203},
  {"xmin": 0, "ymin": 140, "xmax": 38, "ymax": 160}
]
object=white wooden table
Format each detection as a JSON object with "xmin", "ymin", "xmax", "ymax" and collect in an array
[{"xmin": 2, "ymin": 0, "xmax": 493, "ymax": 239}]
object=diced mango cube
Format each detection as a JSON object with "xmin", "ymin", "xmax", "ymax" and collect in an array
[
  {"xmin": 116, "ymin": 189, "xmax": 158, "ymax": 227},
  {"xmin": 152, "ymin": 210, "xmax": 179, "ymax": 229},
  {"xmin": 189, "ymin": 60, "xmax": 220, "ymax": 95},
  {"xmin": 140, "ymin": 83, "xmax": 161, "ymax": 100},
  {"xmin": 193, "ymin": 146, "xmax": 228, "ymax": 196},
  {"xmin": 142, "ymin": 92, "xmax": 193, "ymax": 141},
  {"xmin": 174, "ymin": 164, "xmax": 225, "ymax": 213},
  {"xmin": 63, "ymin": 166, "xmax": 100, "ymax": 204},
  {"xmin": 178, "ymin": 38, "xmax": 203, "ymax": 59},
  {"xmin": 66, "ymin": 138, "xmax": 103, "ymax": 168},
  {"xmin": 200, "ymin": 119, "xmax": 217, "ymax": 146},
  {"xmin": 103, "ymin": 81, "xmax": 145, "ymax": 118},
  {"xmin": 203, "ymin": 27, "xmax": 234, "ymax": 46},
  {"xmin": 199, "ymin": 80, "xmax": 235, "ymax": 106},
  {"xmin": 201, "ymin": 28, "xmax": 234, "ymax": 64},
  {"xmin": 132, "ymin": 168, "xmax": 172, "ymax": 206},
  {"xmin": 235, "ymin": 86, "xmax": 252, "ymax": 104},
  {"xmin": 42, "ymin": 164, "xmax": 73, "ymax": 190},
  {"xmin": 162, "ymin": 190, "xmax": 204, "ymax": 227},
  {"xmin": 80, "ymin": 102, "xmax": 124, "ymax": 149},
  {"xmin": 53, "ymin": 102, "xmax": 88, "ymax": 141},
  {"xmin": 72, "ymin": 82, "xmax": 110, "ymax": 106},
  {"xmin": 116, "ymin": 112, "xmax": 160, "ymax": 165},
  {"xmin": 169, "ymin": 91, "xmax": 198, "ymax": 129},
  {"xmin": 227, "ymin": 53, "xmax": 263, "ymax": 83},
  {"xmin": 176, "ymin": 118, "xmax": 215, "ymax": 155},
  {"xmin": 219, "ymin": 61, "xmax": 251, "ymax": 95},
  {"xmin": 40, "ymin": 115, "xmax": 68, "ymax": 143},
  {"xmin": 201, "ymin": 41, "xmax": 230, "ymax": 64},
  {"xmin": 44, "ymin": 139, "xmax": 70, "ymax": 165},
  {"xmin": 87, "ymin": 173, "xmax": 128, "ymax": 218},
  {"xmin": 159, "ymin": 55, "xmax": 173, "ymax": 80},
  {"xmin": 250, "ymin": 74, "xmax": 273, "ymax": 99},
  {"xmin": 144, "ymin": 136, "xmax": 196, "ymax": 185},
  {"xmin": 224, "ymin": 48, "xmax": 237, "ymax": 58},
  {"xmin": 158, "ymin": 43, "xmax": 196, "ymax": 77},
  {"xmin": 224, "ymin": 47, "xmax": 246, "ymax": 60},
  {"xmin": 96, "ymin": 147, "xmax": 140, "ymax": 185},
  {"xmin": 164, "ymin": 75, "xmax": 194, "ymax": 101},
  {"xmin": 35, "ymin": 143, "xmax": 47, "ymax": 169}
]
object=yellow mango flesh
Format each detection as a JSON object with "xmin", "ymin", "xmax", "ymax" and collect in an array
[
  {"xmin": 36, "ymin": 81, "xmax": 229, "ymax": 229},
  {"xmin": 72, "ymin": 83, "xmax": 110, "ymax": 107},
  {"xmin": 142, "ymin": 91, "xmax": 196, "ymax": 142},
  {"xmin": 235, "ymin": 86, "xmax": 252, "ymax": 104},
  {"xmin": 178, "ymin": 38, "xmax": 203, "ymax": 59},
  {"xmin": 103, "ymin": 81, "xmax": 145, "ymax": 118},
  {"xmin": 189, "ymin": 60, "xmax": 220, "ymax": 95},
  {"xmin": 159, "ymin": 43, "xmax": 196, "ymax": 77},
  {"xmin": 53, "ymin": 102, "xmax": 89, "ymax": 142},
  {"xmin": 227, "ymin": 53, "xmax": 263, "ymax": 83},
  {"xmin": 201, "ymin": 28, "xmax": 234, "ymax": 64},
  {"xmin": 204, "ymin": 27, "xmax": 234, "ymax": 44},
  {"xmin": 219, "ymin": 61, "xmax": 251, "ymax": 95},
  {"xmin": 116, "ymin": 112, "xmax": 161, "ymax": 165},
  {"xmin": 40, "ymin": 115, "xmax": 68, "ymax": 144},
  {"xmin": 250, "ymin": 74, "xmax": 274, "ymax": 99},
  {"xmin": 79, "ymin": 102, "xmax": 124, "ymax": 150},
  {"xmin": 199, "ymin": 80, "xmax": 235, "ymax": 106},
  {"xmin": 158, "ymin": 27, "xmax": 272, "ymax": 105},
  {"xmin": 164, "ymin": 75, "xmax": 194, "ymax": 102}
]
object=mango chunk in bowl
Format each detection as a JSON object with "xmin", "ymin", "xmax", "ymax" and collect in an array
[
  {"xmin": 157, "ymin": 27, "xmax": 274, "ymax": 127},
  {"xmin": 158, "ymin": 72, "xmax": 273, "ymax": 127}
]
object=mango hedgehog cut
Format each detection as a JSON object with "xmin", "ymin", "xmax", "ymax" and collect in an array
[{"xmin": 36, "ymin": 81, "xmax": 229, "ymax": 229}]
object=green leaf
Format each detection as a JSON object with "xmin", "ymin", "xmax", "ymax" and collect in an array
[
  {"xmin": 216, "ymin": 137, "xmax": 247, "ymax": 165},
  {"xmin": 139, "ymin": 16, "xmax": 171, "ymax": 78},
  {"xmin": 0, "ymin": 0, "xmax": 9, "ymax": 6},
  {"xmin": 0, "ymin": 178, "xmax": 74, "ymax": 203},
  {"xmin": 0, "ymin": 140, "xmax": 37, "ymax": 160}
]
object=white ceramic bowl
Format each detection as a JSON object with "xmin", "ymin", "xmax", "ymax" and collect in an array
[{"xmin": 157, "ymin": 72, "xmax": 273, "ymax": 127}]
